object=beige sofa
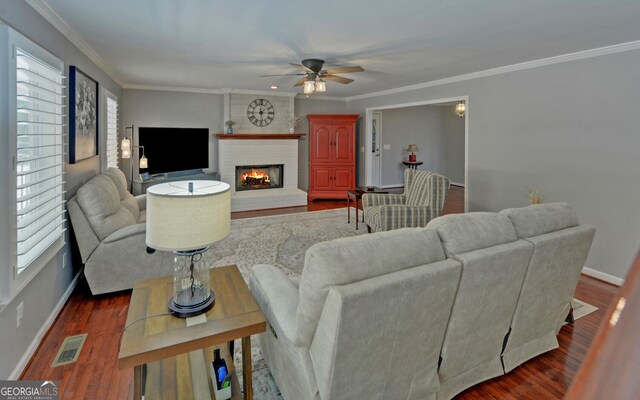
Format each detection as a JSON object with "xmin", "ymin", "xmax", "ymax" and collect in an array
[
  {"xmin": 67, "ymin": 168, "xmax": 174, "ymax": 294},
  {"xmin": 249, "ymin": 203, "xmax": 595, "ymax": 400}
]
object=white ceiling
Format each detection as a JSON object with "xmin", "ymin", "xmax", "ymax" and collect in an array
[{"xmin": 33, "ymin": 0, "xmax": 640, "ymax": 98}]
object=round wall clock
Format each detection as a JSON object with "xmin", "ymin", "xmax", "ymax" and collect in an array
[{"xmin": 247, "ymin": 98, "xmax": 275, "ymax": 127}]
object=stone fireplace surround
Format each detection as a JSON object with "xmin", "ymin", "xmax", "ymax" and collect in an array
[{"xmin": 217, "ymin": 134, "xmax": 308, "ymax": 212}]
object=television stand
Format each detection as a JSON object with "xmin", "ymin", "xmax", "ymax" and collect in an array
[{"xmin": 132, "ymin": 170, "xmax": 221, "ymax": 195}]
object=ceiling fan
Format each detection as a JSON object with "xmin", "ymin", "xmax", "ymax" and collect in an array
[{"xmin": 260, "ymin": 58, "xmax": 364, "ymax": 93}]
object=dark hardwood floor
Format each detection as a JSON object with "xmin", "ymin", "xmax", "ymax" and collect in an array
[{"xmin": 20, "ymin": 185, "xmax": 619, "ymax": 399}]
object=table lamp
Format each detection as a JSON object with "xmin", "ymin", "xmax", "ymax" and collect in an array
[
  {"xmin": 407, "ymin": 144, "xmax": 419, "ymax": 162},
  {"xmin": 146, "ymin": 180, "xmax": 231, "ymax": 318}
]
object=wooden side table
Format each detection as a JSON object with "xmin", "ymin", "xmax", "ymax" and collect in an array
[
  {"xmin": 118, "ymin": 265, "xmax": 266, "ymax": 400},
  {"xmin": 402, "ymin": 160, "xmax": 423, "ymax": 169},
  {"xmin": 347, "ymin": 188, "xmax": 388, "ymax": 230}
]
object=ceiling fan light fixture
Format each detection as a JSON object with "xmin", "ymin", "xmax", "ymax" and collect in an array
[
  {"xmin": 303, "ymin": 80, "xmax": 316, "ymax": 94},
  {"xmin": 315, "ymin": 78, "xmax": 326, "ymax": 93}
]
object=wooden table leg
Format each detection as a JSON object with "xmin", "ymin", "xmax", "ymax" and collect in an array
[
  {"xmin": 355, "ymin": 198, "xmax": 359, "ymax": 230},
  {"xmin": 242, "ymin": 336, "xmax": 253, "ymax": 400},
  {"xmin": 347, "ymin": 195, "xmax": 351, "ymax": 224},
  {"xmin": 133, "ymin": 365, "xmax": 143, "ymax": 400}
]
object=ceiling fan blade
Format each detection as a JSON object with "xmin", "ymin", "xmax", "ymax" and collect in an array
[
  {"xmin": 259, "ymin": 73, "xmax": 305, "ymax": 77},
  {"xmin": 323, "ymin": 66, "xmax": 364, "ymax": 74},
  {"xmin": 294, "ymin": 76, "xmax": 308, "ymax": 87},
  {"xmin": 290, "ymin": 63, "xmax": 314, "ymax": 73},
  {"xmin": 323, "ymin": 74, "xmax": 354, "ymax": 84}
]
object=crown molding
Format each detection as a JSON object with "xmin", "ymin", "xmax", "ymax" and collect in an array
[
  {"xmin": 346, "ymin": 40, "xmax": 640, "ymax": 101},
  {"xmin": 123, "ymin": 84, "xmax": 225, "ymax": 94},
  {"xmin": 225, "ymin": 88, "xmax": 298, "ymax": 97},
  {"xmin": 296, "ymin": 94, "xmax": 347, "ymax": 101},
  {"xmin": 25, "ymin": 0, "xmax": 125, "ymax": 87}
]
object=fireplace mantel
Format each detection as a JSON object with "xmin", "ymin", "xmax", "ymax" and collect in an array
[{"xmin": 216, "ymin": 133, "xmax": 304, "ymax": 140}]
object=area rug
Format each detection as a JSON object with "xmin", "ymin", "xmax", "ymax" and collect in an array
[
  {"xmin": 211, "ymin": 208, "xmax": 363, "ymax": 400},
  {"xmin": 209, "ymin": 209, "xmax": 598, "ymax": 400},
  {"xmin": 210, "ymin": 208, "xmax": 365, "ymax": 284}
]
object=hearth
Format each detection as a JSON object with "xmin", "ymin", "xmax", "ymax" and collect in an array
[{"xmin": 235, "ymin": 164, "xmax": 284, "ymax": 191}]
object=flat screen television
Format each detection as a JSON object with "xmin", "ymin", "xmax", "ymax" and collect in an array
[{"xmin": 138, "ymin": 127, "xmax": 209, "ymax": 175}]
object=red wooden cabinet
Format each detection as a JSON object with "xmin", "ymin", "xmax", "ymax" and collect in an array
[{"xmin": 308, "ymin": 114, "xmax": 359, "ymax": 200}]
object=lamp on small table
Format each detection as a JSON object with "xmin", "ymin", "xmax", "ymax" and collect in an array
[
  {"xmin": 407, "ymin": 144, "xmax": 419, "ymax": 162},
  {"xmin": 146, "ymin": 180, "xmax": 231, "ymax": 318}
]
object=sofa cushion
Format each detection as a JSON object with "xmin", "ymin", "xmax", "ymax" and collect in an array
[
  {"xmin": 76, "ymin": 175, "xmax": 137, "ymax": 241},
  {"xmin": 296, "ymin": 227, "xmax": 446, "ymax": 346},
  {"xmin": 427, "ymin": 212, "xmax": 517, "ymax": 255},
  {"xmin": 103, "ymin": 167, "xmax": 139, "ymax": 220},
  {"xmin": 102, "ymin": 167, "xmax": 129, "ymax": 198},
  {"xmin": 500, "ymin": 202, "xmax": 579, "ymax": 238}
]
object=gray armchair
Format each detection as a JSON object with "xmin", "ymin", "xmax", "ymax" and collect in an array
[
  {"xmin": 67, "ymin": 168, "xmax": 174, "ymax": 294},
  {"xmin": 363, "ymin": 169, "xmax": 450, "ymax": 232}
]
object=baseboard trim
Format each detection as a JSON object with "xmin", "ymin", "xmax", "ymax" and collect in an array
[
  {"xmin": 582, "ymin": 267, "xmax": 624, "ymax": 286},
  {"xmin": 9, "ymin": 270, "xmax": 82, "ymax": 380}
]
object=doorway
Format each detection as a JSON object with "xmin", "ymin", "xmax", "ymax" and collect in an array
[
  {"xmin": 371, "ymin": 111, "xmax": 382, "ymax": 187},
  {"xmin": 364, "ymin": 96, "xmax": 469, "ymax": 212}
]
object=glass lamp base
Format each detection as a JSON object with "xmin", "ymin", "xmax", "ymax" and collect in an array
[{"xmin": 168, "ymin": 289, "xmax": 215, "ymax": 318}]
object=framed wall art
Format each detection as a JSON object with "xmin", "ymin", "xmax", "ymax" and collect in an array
[{"xmin": 69, "ymin": 66, "xmax": 98, "ymax": 163}]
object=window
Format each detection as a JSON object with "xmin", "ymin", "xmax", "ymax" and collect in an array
[
  {"xmin": 12, "ymin": 30, "xmax": 66, "ymax": 288},
  {"xmin": 103, "ymin": 90, "xmax": 119, "ymax": 170}
]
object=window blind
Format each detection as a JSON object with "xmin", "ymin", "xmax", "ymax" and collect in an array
[
  {"xmin": 15, "ymin": 47, "xmax": 66, "ymax": 273},
  {"xmin": 106, "ymin": 95, "xmax": 119, "ymax": 168}
]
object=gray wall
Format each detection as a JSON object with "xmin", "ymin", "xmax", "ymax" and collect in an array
[
  {"xmin": 378, "ymin": 105, "xmax": 464, "ymax": 186},
  {"xmin": 120, "ymin": 92, "xmax": 346, "ymax": 191},
  {"xmin": 347, "ymin": 49, "xmax": 640, "ymax": 281},
  {"xmin": 121, "ymin": 89, "xmax": 224, "ymax": 177},
  {"xmin": 0, "ymin": 2, "xmax": 122, "ymax": 378}
]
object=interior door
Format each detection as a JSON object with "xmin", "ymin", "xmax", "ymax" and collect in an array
[{"xmin": 371, "ymin": 112, "xmax": 382, "ymax": 187}]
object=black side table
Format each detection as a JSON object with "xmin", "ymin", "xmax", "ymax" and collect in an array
[{"xmin": 402, "ymin": 160, "xmax": 423, "ymax": 169}]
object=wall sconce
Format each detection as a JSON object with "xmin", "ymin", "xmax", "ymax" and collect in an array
[
  {"xmin": 455, "ymin": 102, "xmax": 466, "ymax": 118},
  {"xmin": 407, "ymin": 144, "xmax": 419, "ymax": 162}
]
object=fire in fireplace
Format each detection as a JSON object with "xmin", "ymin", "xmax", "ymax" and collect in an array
[{"xmin": 235, "ymin": 164, "xmax": 284, "ymax": 191}]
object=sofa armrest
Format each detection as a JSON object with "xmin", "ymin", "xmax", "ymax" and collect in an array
[
  {"xmin": 362, "ymin": 193, "xmax": 406, "ymax": 207},
  {"xmin": 378, "ymin": 205, "xmax": 435, "ymax": 230},
  {"xmin": 249, "ymin": 264, "xmax": 300, "ymax": 345},
  {"xmin": 135, "ymin": 194, "xmax": 147, "ymax": 212},
  {"xmin": 102, "ymin": 223, "xmax": 146, "ymax": 244}
]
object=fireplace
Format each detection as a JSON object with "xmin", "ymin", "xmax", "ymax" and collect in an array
[{"xmin": 235, "ymin": 164, "xmax": 284, "ymax": 191}]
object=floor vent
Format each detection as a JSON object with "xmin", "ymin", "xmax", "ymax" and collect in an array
[{"xmin": 51, "ymin": 333, "xmax": 87, "ymax": 368}]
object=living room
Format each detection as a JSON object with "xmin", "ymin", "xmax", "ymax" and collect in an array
[{"xmin": 1, "ymin": 1, "xmax": 639, "ymax": 399}]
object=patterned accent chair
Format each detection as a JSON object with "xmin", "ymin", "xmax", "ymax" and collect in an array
[{"xmin": 363, "ymin": 169, "xmax": 450, "ymax": 232}]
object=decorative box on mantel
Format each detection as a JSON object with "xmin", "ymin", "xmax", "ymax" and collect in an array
[{"xmin": 216, "ymin": 133, "xmax": 307, "ymax": 212}]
